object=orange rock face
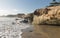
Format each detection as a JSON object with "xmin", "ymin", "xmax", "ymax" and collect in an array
[{"xmin": 33, "ymin": 6, "xmax": 60, "ymax": 24}]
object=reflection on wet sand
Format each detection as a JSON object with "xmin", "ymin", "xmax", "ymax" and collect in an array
[
  {"xmin": 34, "ymin": 25, "xmax": 60, "ymax": 38},
  {"xmin": 22, "ymin": 25, "xmax": 60, "ymax": 38}
]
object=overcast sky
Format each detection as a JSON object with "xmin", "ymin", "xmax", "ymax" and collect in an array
[{"xmin": 0, "ymin": 0, "xmax": 59, "ymax": 16}]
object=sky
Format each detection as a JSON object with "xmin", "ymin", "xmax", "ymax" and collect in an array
[{"xmin": 0, "ymin": 0, "xmax": 59, "ymax": 16}]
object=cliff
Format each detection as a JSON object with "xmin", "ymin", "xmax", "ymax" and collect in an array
[
  {"xmin": 32, "ymin": 6, "xmax": 60, "ymax": 25},
  {"xmin": 22, "ymin": 6, "xmax": 60, "ymax": 38}
]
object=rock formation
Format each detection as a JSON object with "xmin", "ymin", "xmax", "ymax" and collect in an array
[
  {"xmin": 22, "ymin": 0, "xmax": 60, "ymax": 38},
  {"xmin": 32, "ymin": 6, "xmax": 60, "ymax": 25}
]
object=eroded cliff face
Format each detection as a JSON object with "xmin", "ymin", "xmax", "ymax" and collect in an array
[
  {"xmin": 32, "ymin": 6, "xmax": 60, "ymax": 25},
  {"xmin": 22, "ymin": 6, "xmax": 60, "ymax": 38},
  {"xmin": 31, "ymin": 6, "xmax": 60, "ymax": 38}
]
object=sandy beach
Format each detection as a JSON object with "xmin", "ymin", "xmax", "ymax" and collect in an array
[{"xmin": 22, "ymin": 25, "xmax": 60, "ymax": 38}]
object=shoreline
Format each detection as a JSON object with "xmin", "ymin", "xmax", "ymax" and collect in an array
[
  {"xmin": 21, "ymin": 25, "xmax": 60, "ymax": 38},
  {"xmin": 21, "ymin": 24, "xmax": 34, "ymax": 38}
]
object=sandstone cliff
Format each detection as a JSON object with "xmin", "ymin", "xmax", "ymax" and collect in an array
[
  {"xmin": 22, "ymin": 6, "xmax": 60, "ymax": 38},
  {"xmin": 32, "ymin": 6, "xmax": 60, "ymax": 25}
]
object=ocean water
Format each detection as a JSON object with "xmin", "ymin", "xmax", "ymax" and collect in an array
[{"xmin": 0, "ymin": 17, "xmax": 32, "ymax": 38}]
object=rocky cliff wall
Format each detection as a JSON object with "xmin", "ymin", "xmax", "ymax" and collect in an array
[
  {"xmin": 32, "ymin": 6, "xmax": 60, "ymax": 25},
  {"xmin": 22, "ymin": 6, "xmax": 60, "ymax": 38}
]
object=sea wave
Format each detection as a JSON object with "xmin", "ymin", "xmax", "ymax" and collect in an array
[{"xmin": 0, "ymin": 17, "xmax": 33, "ymax": 38}]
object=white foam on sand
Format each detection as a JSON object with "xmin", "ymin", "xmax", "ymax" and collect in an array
[{"xmin": 0, "ymin": 17, "xmax": 31, "ymax": 38}]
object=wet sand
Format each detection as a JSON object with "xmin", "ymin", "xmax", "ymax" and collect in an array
[
  {"xmin": 22, "ymin": 31, "xmax": 48, "ymax": 38},
  {"xmin": 22, "ymin": 25, "xmax": 60, "ymax": 38}
]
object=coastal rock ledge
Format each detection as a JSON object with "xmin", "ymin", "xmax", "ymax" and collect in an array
[{"xmin": 32, "ymin": 6, "xmax": 60, "ymax": 25}]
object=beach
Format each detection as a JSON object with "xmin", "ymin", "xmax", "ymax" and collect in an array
[
  {"xmin": 1, "ymin": 17, "xmax": 60, "ymax": 38},
  {"xmin": 22, "ymin": 25, "xmax": 60, "ymax": 38},
  {"xmin": 0, "ymin": 17, "xmax": 33, "ymax": 38}
]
